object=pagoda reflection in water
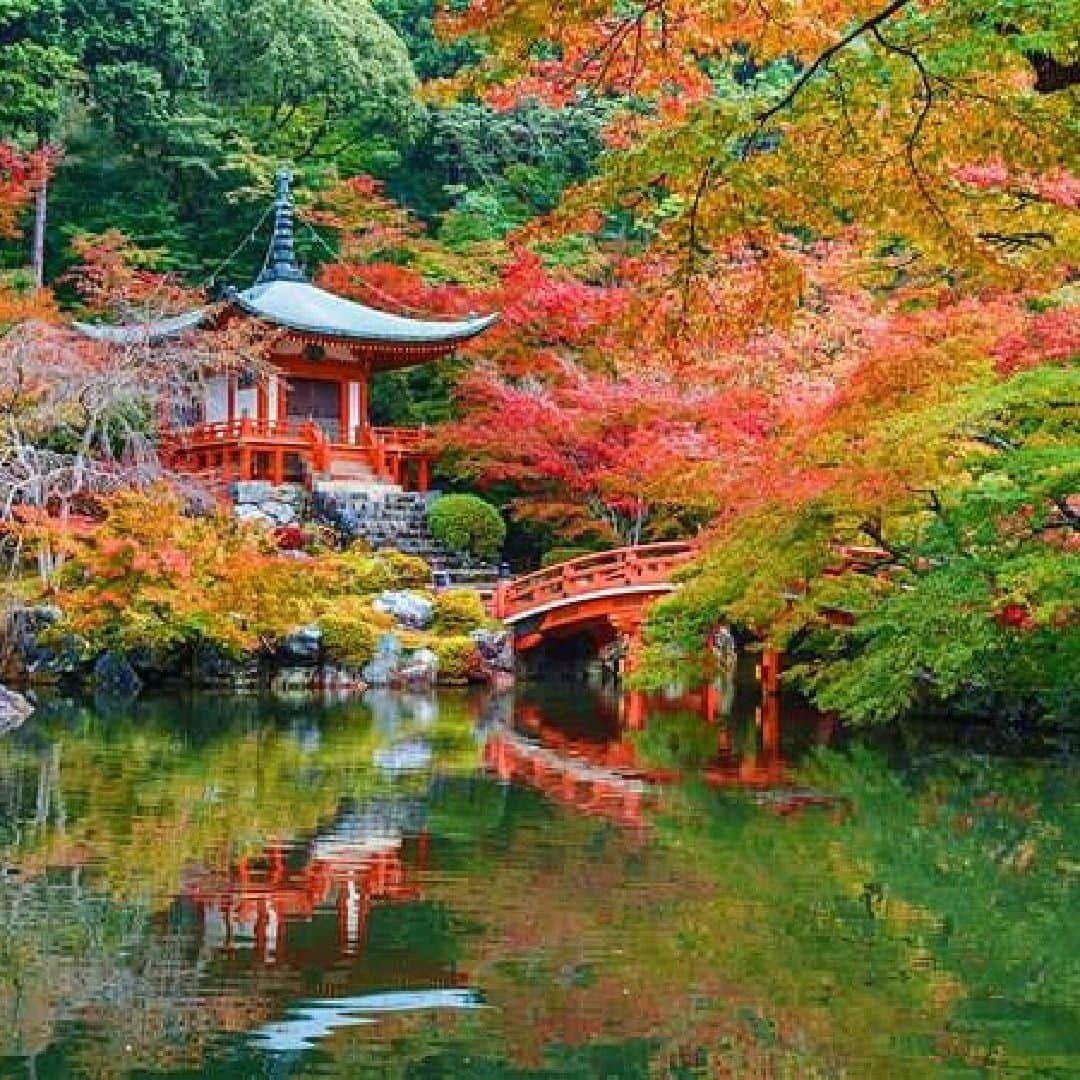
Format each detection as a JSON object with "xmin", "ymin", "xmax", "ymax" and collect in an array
[{"xmin": 182, "ymin": 798, "xmax": 432, "ymax": 965}]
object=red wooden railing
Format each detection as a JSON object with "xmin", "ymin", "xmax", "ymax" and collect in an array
[
  {"xmin": 161, "ymin": 419, "xmax": 436, "ymax": 489},
  {"xmin": 164, "ymin": 419, "xmax": 433, "ymax": 451},
  {"xmin": 491, "ymin": 542, "xmax": 697, "ymax": 621}
]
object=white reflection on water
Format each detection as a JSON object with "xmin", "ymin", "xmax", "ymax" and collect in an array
[{"xmin": 250, "ymin": 989, "xmax": 488, "ymax": 1052}]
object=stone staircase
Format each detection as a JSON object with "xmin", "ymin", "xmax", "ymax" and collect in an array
[{"xmin": 312, "ymin": 485, "xmax": 499, "ymax": 586}]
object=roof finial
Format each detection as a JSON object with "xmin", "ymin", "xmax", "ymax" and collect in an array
[{"xmin": 257, "ymin": 167, "xmax": 307, "ymax": 284}]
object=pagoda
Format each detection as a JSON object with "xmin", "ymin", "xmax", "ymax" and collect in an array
[{"xmin": 80, "ymin": 170, "xmax": 497, "ymax": 493}]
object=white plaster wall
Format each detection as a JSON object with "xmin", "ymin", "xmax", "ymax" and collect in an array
[
  {"xmin": 204, "ymin": 376, "xmax": 229, "ymax": 422},
  {"xmin": 267, "ymin": 376, "xmax": 279, "ymax": 424},
  {"xmin": 236, "ymin": 387, "xmax": 257, "ymax": 419},
  {"xmin": 348, "ymin": 382, "xmax": 361, "ymax": 440}
]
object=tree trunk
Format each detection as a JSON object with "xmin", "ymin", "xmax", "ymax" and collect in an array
[{"xmin": 30, "ymin": 176, "xmax": 47, "ymax": 290}]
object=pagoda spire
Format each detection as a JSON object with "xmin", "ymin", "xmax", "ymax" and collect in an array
[{"xmin": 258, "ymin": 167, "xmax": 307, "ymax": 283}]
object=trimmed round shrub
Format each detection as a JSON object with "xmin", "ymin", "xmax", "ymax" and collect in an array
[
  {"xmin": 434, "ymin": 589, "xmax": 487, "ymax": 633},
  {"xmin": 427, "ymin": 495, "xmax": 506, "ymax": 562}
]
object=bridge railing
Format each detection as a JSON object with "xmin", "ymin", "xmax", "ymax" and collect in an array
[{"xmin": 491, "ymin": 541, "xmax": 697, "ymax": 620}]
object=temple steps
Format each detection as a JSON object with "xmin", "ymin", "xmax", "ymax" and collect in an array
[{"xmin": 312, "ymin": 487, "xmax": 498, "ymax": 584}]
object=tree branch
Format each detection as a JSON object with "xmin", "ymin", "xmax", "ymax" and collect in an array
[{"xmin": 746, "ymin": 0, "xmax": 915, "ymax": 153}]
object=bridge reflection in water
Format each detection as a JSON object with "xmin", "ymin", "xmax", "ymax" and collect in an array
[{"xmin": 485, "ymin": 662, "xmax": 836, "ymax": 828}]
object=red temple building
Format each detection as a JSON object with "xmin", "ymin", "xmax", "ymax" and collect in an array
[{"xmin": 80, "ymin": 169, "xmax": 497, "ymax": 493}]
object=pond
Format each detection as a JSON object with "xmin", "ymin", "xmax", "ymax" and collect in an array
[{"xmin": 0, "ymin": 671, "xmax": 1076, "ymax": 1078}]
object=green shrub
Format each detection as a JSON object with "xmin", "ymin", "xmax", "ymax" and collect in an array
[
  {"xmin": 381, "ymin": 551, "xmax": 432, "ymax": 588},
  {"xmin": 331, "ymin": 548, "xmax": 431, "ymax": 594},
  {"xmin": 319, "ymin": 600, "xmax": 388, "ymax": 665},
  {"xmin": 435, "ymin": 635, "xmax": 482, "ymax": 684},
  {"xmin": 427, "ymin": 495, "xmax": 506, "ymax": 561},
  {"xmin": 541, "ymin": 546, "xmax": 596, "ymax": 568},
  {"xmin": 434, "ymin": 589, "xmax": 487, "ymax": 633},
  {"xmin": 332, "ymin": 548, "xmax": 395, "ymax": 593}
]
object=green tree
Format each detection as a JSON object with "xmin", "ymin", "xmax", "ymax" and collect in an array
[
  {"xmin": 0, "ymin": 0, "xmax": 77, "ymax": 143},
  {"xmin": 202, "ymin": 0, "xmax": 422, "ymax": 168}
]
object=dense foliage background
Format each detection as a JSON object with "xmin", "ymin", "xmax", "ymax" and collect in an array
[{"xmin": 1, "ymin": 0, "xmax": 1077, "ymax": 725}]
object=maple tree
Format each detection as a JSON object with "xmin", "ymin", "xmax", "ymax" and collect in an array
[
  {"xmin": 414, "ymin": 3, "xmax": 1080, "ymax": 722},
  {"xmin": 0, "ymin": 226, "xmax": 272, "ymax": 582},
  {"xmin": 440, "ymin": 1, "xmax": 1079, "ymax": 279},
  {"xmin": 30, "ymin": 486, "xmax": 484, "ymax": 665},
  {"xmin": 0, "ymin": 144, "xmax": 49, "ymax": 239}
]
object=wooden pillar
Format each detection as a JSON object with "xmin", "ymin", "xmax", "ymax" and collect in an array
[
  {"xmin": 703, "ymin": 680, "xmax": 718, "ymax": 725},
  {"xmin": 239, "ymin": 444, "xmax": 252, "ymax": 481},
  {"xmin": 271, "ymin": 448, "xmax": 285, "ymax": 486},
  {"xmin": 760, "ymin": 691, "xmax": 780, "ymax": 760},
  {"xmin": 625, "ymin": 689, "xmax": 647, "ymax": 731},
  {"xmin": 257, "ymin": 380, "xmax": 269, "ymax": 427},
  {"xmin": 277, "ymin": 375, "xmax": 288, "ymax": 426},
  {"xmin": 612, "ymin": 613, "xmax": 646, "ymax": 729},
  {"xmin": 417, "ymin": 457, "xmax": 431, "ymax": 493},
  {"xmin": 338, "ymin": 379, "xmax": 349, "ymax": 444},
  {"xmin": 359, "ymin": 377, "xmax": 370, "ymax": 431},
  {"xmin": 416, "ymin": 828, "xmax": 431, "ymax": 872}
]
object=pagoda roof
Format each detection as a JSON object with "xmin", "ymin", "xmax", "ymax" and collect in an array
[
  {"xmin": 227, "ymin": 279, "xmax": 497, "ymax": 344},
  {"xmin": 74, "ymin": 168, "xmax": 497, "ymax": 351}
]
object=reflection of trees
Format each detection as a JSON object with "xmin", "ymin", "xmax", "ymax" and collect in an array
[
  {"xmin": 416, "ymin": 746, "xmax": 1079, "ymax": 1079},
  {"xmin": 0, "ymin": 873, "xmax": 217, "ymax": 1069},
  {"xmin": 0, "ymin": 691, "xmax": 485, "ymax": 1073},
  {"xmin": 0, "ymin": 695, "xmax": 1075, "ymax": 1077},
  {"xmin": 0, "ymin": 692, "xmax": 482, "ymax": 902}
]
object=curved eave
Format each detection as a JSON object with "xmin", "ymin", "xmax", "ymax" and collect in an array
[
  {"xmin": 73, "ymin": 309, "xmax": 210, "ymax": 345},
  {"xmin": 228, "ymin": 281, "xmax": 499, "ymax": 347}
]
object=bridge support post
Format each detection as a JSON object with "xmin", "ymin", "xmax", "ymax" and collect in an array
[
  {"xmin": 611, "ymin": 613, "xmax": 646, "ymax": 729},
  {"xmin": 759, "ymin": 647, "xmax": 782, "ymax": 695}
]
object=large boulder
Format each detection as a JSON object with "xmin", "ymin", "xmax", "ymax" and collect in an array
[
  {"xmin": 234, "ymin": 505, "xmax": 275, "ymax": 527},
  {"xmin": 320, "ymin": 665, "xmax": 368, "ymax": 692},
  {"xmin": 233, "ymin": 481, "xmax": 275, "ymax": 505},
  {"xmin": 93, "ymin": 652, "xmax": 143, "ymax": 697},
  {"xmin": 261, "ymin": 498, "xmax": 298, "ymax": 526},
  {"xmin": 398, "ymin": 647, "xmax": 438, "ymax": 689},
  {"xmin": 0, "ymin": 684, "xmax": 33, "ymax": 734},
  {"xmin": 373, "ymin": 591, "xmax": 434, "ymax": 630},
  {"xmin": 271, "ymin": 666, "xmax": 318, "ymax": 694},
  {"xmin": 471, "ymin": 629, "xmax": 515, "ymax": 674},
  {"xmin": 193, "ymin": 643, "xmax": 261, "ymax": 690},
  {"xmin": 362, "ymin": 633, "xmax": 402, "ymax": 688},
  {"xmin": 125, "ymin": 645, "xmax": 188, "ymax": 686},
  {"xmin": 2, "ymin": 605, "xmax": 85, "ymax": 684}
]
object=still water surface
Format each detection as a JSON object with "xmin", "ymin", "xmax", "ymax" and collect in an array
[{"xmin": 0, "ymin": 674, "xmax": 1076, "ymax": 1078}]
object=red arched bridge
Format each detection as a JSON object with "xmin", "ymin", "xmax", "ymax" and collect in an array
[{"xmin": 490, "ymin": 542, "xmax": 697, "ymax": 652}]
